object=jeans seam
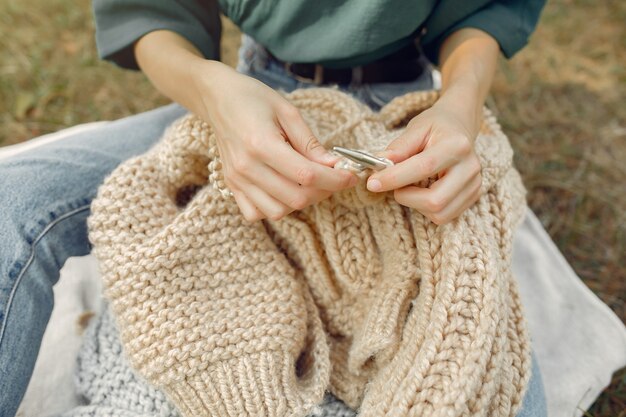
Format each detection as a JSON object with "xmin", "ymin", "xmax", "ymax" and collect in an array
[{"xmin": 0, "ymin": 204, "xmax": 91, "ymax": 348}]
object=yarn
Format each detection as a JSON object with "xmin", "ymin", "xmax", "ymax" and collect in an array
[
  {"xmin": 87, "ymin": 88, "xmax": 531, "ymax": 417},
  {"xmin": 59, "ymin": 304, "xmax": 357, "ymax": 417},
  {"xmin": 58, "ymin": 305, "xmax": 181, "ymax": 417}
]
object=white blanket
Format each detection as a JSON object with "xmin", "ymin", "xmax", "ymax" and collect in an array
[{"xmin": 6, "ymin": 123, "xmax": 625, "ymax": 417}]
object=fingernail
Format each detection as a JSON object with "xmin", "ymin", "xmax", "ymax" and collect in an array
[{"xmin": 367, "ymin": 178, "xmax": 381, "ymax": 192}]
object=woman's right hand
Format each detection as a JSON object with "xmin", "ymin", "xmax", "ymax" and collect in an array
[
  {"xmin": 135, "ymin": 30, "xmax": 358, "ymax": 221},
  {"xmin": 190, "ymin": 61, "xmax": 358, "ymax": 222}
]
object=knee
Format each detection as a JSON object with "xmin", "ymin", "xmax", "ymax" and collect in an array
[{"xmin": 0, "ymin": 159, "xmax": 93, "ymax": 282}]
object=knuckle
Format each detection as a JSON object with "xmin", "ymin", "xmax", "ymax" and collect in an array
[
  {"xmin": 455, "ymin": 136, "xmax": 472, "ymax": 154},
  {"xmin": 471, "ymin": 192, "xmax": 481, "ymax": 207},
  {"xmin": 469, "ymin": 157, "xmax": 482, "ymax": 176},
  {"xmin": 245, "ymin": 135, "xmax": 266, "ymax": 157},
  {"xmin": 268, "ymin": 208, "xmax": 288, "ymax": 221},
  {"xmin": 232, "ymin": 156, "xmax": 251, "ymax": 174},
  {"xmin": 295, "ymin": 166, "xmax": 316, "ymax": 186},
  {"xmin": 426, "ymin": 195, "xmax": 446, "ymax": 212},
  {"xmin": 244, "ymin": 212, "xmax": 262, "ymax": 222},
  {"xmin": 467, "ymin": 174, "xmax": 482, "ymax": 197},
  {"xmin": 389, "ymin": 135, "xmax": 409, "ymax": 154},
  {"xmin": 289, "ymin": 194, "xmax": 310, "ymax": 210},
  {"xmin": 304, "ymin": 134, "xmax": 322, "ymax": 153},
  {"xmin": 393, "ymin": 189, "xmax": 408, "ymax": 206},
  {"xmin": 430, "ymin": 213, "xmax": 447, "ymax": 225},
  {"xmin": 471, "ymin": 191, "xmax": 482, "ymax": 206},
  {"xmin": 419, "ymin": 155, "xmax": 437, "ymax": 174},
  {"xmin": 474, "ymin": 173, "xmax": 483, "ymax": 191}
]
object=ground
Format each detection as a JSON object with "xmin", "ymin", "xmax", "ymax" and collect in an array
[{"xmin": 0, "ymin": 0, "xmax": 624, "ymax": 415}]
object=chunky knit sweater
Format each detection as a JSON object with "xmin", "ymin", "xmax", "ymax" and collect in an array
[{"xmin": 87, "ymin": 88, "xmax": 531, "ymax": 417}]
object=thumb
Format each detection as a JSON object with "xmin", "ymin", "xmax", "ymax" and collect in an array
[
  {"xmin": 376, "ymin": 124, "xmax": 429, "ymax": 163},
  {"xmin": 279, "ymin": 108, "xmax": 339, "ymax": 167}
]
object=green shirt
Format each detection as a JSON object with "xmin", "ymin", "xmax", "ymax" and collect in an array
[{"xmin": 93, "ymin": 0, "xmax": 545, "ymax": 70}]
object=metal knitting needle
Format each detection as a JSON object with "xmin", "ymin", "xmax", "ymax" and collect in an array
[{"xmin": 332, "ymin": 146, "xmax": 394, "ymax": 171}]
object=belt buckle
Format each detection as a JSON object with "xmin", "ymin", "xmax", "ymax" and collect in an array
[{"xmin": 285, "ymin": 62, "xmax": 324, "ymax": 85}]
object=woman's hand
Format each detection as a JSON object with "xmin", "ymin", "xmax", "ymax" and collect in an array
[
  {"xmin": 366, "ymin": 27, "xmax": 500, "ymax": 225},
  {"xmin": 134, "ymin": 30, "xmax": 358, "ymax": 222},
  {"xmin": 194, "ymin": 63, "xmax": 358, "ymax": 222},
  {"xmin": 366, "ymin": 101, "xmax": 482, "ymax": 225}
]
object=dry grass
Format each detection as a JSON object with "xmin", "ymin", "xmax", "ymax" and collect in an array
[{"xmin": 1, "ymin": 0, "xmax": 624, "ymax": 415}]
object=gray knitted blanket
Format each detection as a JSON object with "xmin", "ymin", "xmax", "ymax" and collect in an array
[{"xmin": 58, "ymin": 305, "xmax": 356, "ymax": 417}]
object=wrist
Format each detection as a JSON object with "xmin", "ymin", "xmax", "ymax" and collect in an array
[
  {"xmin": 190, "ymin": 59, "xmax": 236, "ymax": 103},
  {"xmin": 434, "ymin": 79, "xmax": 483, "ymax": 139},
  {"xmin": 436, "ymin": 28, "xmax": 499, "ymax": 140},
  {"xmin": 135, "ymin": 30, "xmax": 231, "ymax": 118}
]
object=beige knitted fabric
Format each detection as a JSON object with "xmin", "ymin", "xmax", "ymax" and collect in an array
[{"xmin": 87, "ymin": 88, "xmax": 531, "ymax": 417}]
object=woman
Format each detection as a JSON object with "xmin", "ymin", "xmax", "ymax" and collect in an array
[{"xmin": 0, "ymin": 1, "xmax": 547, "ymax": 415}]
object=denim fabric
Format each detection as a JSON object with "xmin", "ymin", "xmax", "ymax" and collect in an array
[
  {"xmin": 0, "ymin": 104, "xmax": 188, "ymax": 416},
  {"xmin": 519, "ymin": 352, "xmax": 549, "ymax": 417},
  {"xmin": 0, "ymin": 35, "xmax": 546, "ymax": 417},
  {"xmin": 235, "ymin": 34, "xmax": 438, "ymax": 110}
]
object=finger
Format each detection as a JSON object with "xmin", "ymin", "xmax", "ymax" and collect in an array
[
  {"xmin": 421, "ymin": 158, "xmax": 481, "ymax": 209},
  {"xmin": 261, "ymin": 133, "xmax": 358, "ymax": 192},
  {"xmin": 375, "ymin": 123, "xmax": 430, "ymax": 163},
  {"xmin": 392, "ymin": 163, "xmax": 480, "ymax": 216},
  {"xmin": 433, "ymin": 176, "xmax": 482, "ymax": 224},
  {"xmin": 277, "ymin": 106, "xmax": 340, "ymax": 166},
  {"xmin": 230, "ymin": 186, "xmax": 264, "ymax": 222},
  {"xmin": 422, "ymin": 175, "xmax": 483, "ymax": 224},
  {"xmin": 241, "ymin": 162, "xmax": 329, "ymax": 210},
  {"xmin": 367, "ymin": 140, "xmax": 455, "ymax": 193},
  {"xmin": 236, "ymin": 180, "xmax": 293, "ymax": 221}
]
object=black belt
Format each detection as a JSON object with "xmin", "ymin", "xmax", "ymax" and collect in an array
[{"xmin": 266, "ymin": 42, "xmax": 425, "ymax": 85}]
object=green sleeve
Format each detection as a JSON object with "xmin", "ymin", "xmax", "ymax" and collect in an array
[
  {"xmin": 92, "ymin": 0, "xmax": 222, "ymax": 70},
  {"xmin": 422, "ymin": 0, "xmax": 546, "ymax": 66}
]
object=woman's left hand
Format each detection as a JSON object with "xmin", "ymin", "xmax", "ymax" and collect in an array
[
  {"xmin": 365, "ymin": 27, "xmax": 500, "ymax": 225},
  {"xmin": 366, "ymin": 100, "xmax": 482, "ymax": 225}
]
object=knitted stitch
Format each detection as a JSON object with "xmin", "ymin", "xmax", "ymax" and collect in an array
[
  {"xmin": 87, "ymin": 88, "xmax": 531, "ymax": 417},
  {"xmin": 59, "ymin": 304, "xmax": 181, "ymax": 417},
  {"xmin": 59, "ymin": 304, "xmax": 356, "ymax": 417}
]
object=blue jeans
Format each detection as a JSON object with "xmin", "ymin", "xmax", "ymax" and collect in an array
[{"xmin": 0, "ymin": 35, "xmax": 547, "ymax": 417}]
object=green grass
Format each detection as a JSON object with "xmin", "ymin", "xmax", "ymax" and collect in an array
[{"xmin": 1, "ymin": 0, "xmax": 624, "ymax": 415}]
